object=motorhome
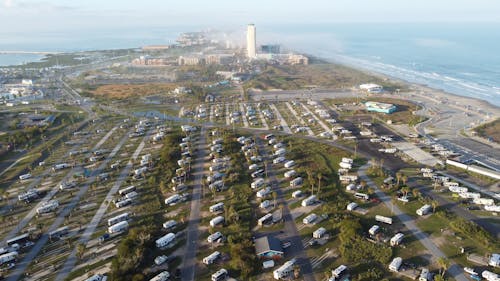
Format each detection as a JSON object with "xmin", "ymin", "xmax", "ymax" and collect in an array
[
  {"xmin": 303, "ymin": 213, "xmax": 318, "ymax": 224},
  {"xmin": 203, "ymin": 251, "xmax": 221, "ymax": 265},
  {"xmin": 389, "ymin": 233, "xmax": 404, "ymax": 247},
  {"xmin": 209, "ymin": 202, "xmax": 224, "ymax": 213},
  {"xmin": 156, "ymin": 233, "xmax": 176, "ymax": 248},
  {"xmin": 313, "ymin": 227, "xmax": 326, "ymax": 239},
  {"xmin": 108, "ymin": 213, "xmax": 129, "ymax": 226},
  {"xmin": 273, "ymin": 259, "xmax": 295, "ymax": 280},
  {"xmin": 108, "ymin": 221, "xmax": 129, "ymax": 234},
  {"xmin": 207, "ymin": 232, "xmax": 223, "ymax": 243},
  {"xmin": 301, "ymin": 195, "xmax": 317, "ymax": 207},
  {"xmin": 389, "ymin": 257, "xmax": 403, "ymax": 272},
  {"xmin": 210, "ymin": 216, "xmax": 225, "ymax": 227}
]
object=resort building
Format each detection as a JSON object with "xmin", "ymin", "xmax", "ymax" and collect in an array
[{"xmin": 365, "ymin": 101, "xmax": 397, "ymax": 114}]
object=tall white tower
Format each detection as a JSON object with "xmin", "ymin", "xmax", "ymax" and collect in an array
[{"xmin": 247, "ymin": 24, "xmax": 256, "ymax": 59}]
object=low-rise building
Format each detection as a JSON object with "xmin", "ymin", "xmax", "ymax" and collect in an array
[{"xmin": 255, "ymin": 236, "xmax": 284, "ymax": 259}]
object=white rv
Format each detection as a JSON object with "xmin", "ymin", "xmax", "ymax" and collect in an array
[
  {"xmin": 108, "ymin": 221, "xmax": 129, "ymax": 234},
  {"xmin": 155, "ymin": 233, "xmax": 176, "ymax": 248}
]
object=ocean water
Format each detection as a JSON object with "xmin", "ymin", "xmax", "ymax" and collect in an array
[{"xmin": 1, "ymin": 23, "xmax": 499, "ymax": 106}]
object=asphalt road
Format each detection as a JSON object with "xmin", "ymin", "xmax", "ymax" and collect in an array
[
  {"xmin": 1, "ymin": 126, "xmax": 117, "ymax": 246},
  {"xmin": 358, "ymin": 164, "xmax": 468, "ymax": 281},
  {"xmin": 5, "ymin": 127, "xmax": 131, "ymax": 281},
  {"xmin": 53, "ymin": 128, "xmax": 152, "ymax": 281},
  {"xmin": 257, "ymin": 137, "xmax": 316, "ymax": 281},
  {"xmin": 409, "ymin": 177, "xmax": 500, "ymax": 239},
  {"xmin": 180, "ymin": 127, "xmax": 207, "ymax": 281}
]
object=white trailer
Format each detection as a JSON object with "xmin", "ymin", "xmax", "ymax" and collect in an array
[
  {"xmin": 162, "ymin": 220, "xmax": 177, "ymax": 230},
  {"xmin": 258, "ymin": 213, "xmax": 273, "ymax": 226},
  {"xmin": 108, "ymin": 221, "xmax": 129, "ymax": 234},
  {"xmin": 290, "ymin": 177, "xmax": 303, "ymax": 187},
  {"xmin": 449, "ymin": 186, "xmax": 468, "ymax": 193},
  {"xmin": 342, "ymin": 158, "xmax": 353, "ymax": 164},
  {"xmin": 108, "ymin": 213, "xmax": 129, "ymax": 226},
  {"xmin": 0, "ymin": 251, "xmax": 18, "ymax": 264},
  {"xmin": 19, "ymin": 173, "xmax": 32, "ymax": 180},
  {"xmin": 473, "ymin": 198, "xmax": 494, "ymax": 206},
  {"xmin": 346, "ymin": 202, "xmax": 358, "ymax": 211},
  {"xmin": 260, "ymin": 200, "xmax": 271, "ymax": 209},
  {"xmin": 273, "ymin": 259, "xmax": 295, "ymax": 280},
  {"xmin": 209, "ymin": 202, "xmax": 224, "ymax": 213},
  {"xmin": 332, "ymin": 265, "xmax": 347, "ymax": 279},
  {"xmin": 115, "ymin": 198, "xmax": 132, "ymax": 208},
  {"xmin": 313, "ymin": 227, "xmax": 326, "ymax": 238},
  {"xmin": 390, "ymin": 233, "xmax": 404, "ymax": 246},
  {"xmin": 156, "ymin": 233, "xmax": 175, "ymax": 248},
  {"xmin": 292, "ymin": 190, "xmax": 303, "ymax": 198},
  {"xmin": 416, "ymin": 204, "xmax": 432, "ymax": 216},
  {"xmin": 53, "ymin": 163, "xmax": 70, "ymax": 171},
  {"xmin": 125, "ymin": 191, "xmax": 138, "ymax": 200},
  {"xmin": 339, "ymin": 162, "xmax": 352, "ymax": 169},
  {"xmin": 303, "ymin": 213, "xmax": 318, "ymax": 224},
  {"xmin": 36, "ymin": 200, "xmax": 59, "ymax": 214},
  {"xmin": 210, "ymin": 216, "xmax": 225, "ymax": 227},
  {"xmin": 482, "ymin": 270, "xmax": 500, "ymax": 281},
  {"xmin": 165, "ymin": 194, "xmax": 181, "ymax": 205},
  {"xmin": 459, "ymin": 192, "xmax": 481, "ymax": 199},
  {"xmin": 211, "ymin": 268, "xmax": 228, "ymax": 281},
  {"xmin": 274, "ymin": 148, "xmax": 286, "ymax": 156},
  {"xmin": 368, "ymin": 225, "xmax": 380, "ymax": 236},
  {"xmin": 301, "ymin": 195, "xmax": 317, "ymax": 207},
  {"xmin": 203, "ymin": 251, "xmax": 221, "ymax": 265},
  {"xmin": 443, "ymin": 181, "xmax": 459, "ymax": 187},
  {"xmin": 251, "ymin": 178, "xmax": 265, "ymax": 189},
  {"xmin": 118, "ymin": 185, "xmax": 136, "ymax": 196},
  {"xmin": 59, "ymin": 181, "xmax": 77, "ymax": 190},
  {"xmin": 284, "ymin": 160, "xmax": 296, "ymax": 169},
  {"xmin": 485, "ymin": 205, "xmax": 500, "ymax": 212},
  {"xmin": 284, "ymin": 170, "xmax": 297, "ymax": 178},
  {"xmin": 150, "ymin": 271, "xmax": 170, "ymax": 281},
  {"xmin": 207, "ymin": 232, "xmax": 223, "ymax": 243},
  {"xmin": 256, "ymin": 186, "xmax": 271, "ymax": 198},
  {"xmin": 134, "ymin": 166, "xmax": 148, "ymax": 176},
  {"xmin": 18, "ymin": 189, "xmax": 38, "ymax": 201},
  {"xmin": 389, "ymin": 257, "xmax": 402, "ymax": 272},
  {"xmin": 375, "ymin": 215, "xmax": 393, "ymax": 225}
]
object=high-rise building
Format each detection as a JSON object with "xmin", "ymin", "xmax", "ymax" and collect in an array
[{"xmin": 247, "ymin": 24, "xmax": 256, "ymax": 58}]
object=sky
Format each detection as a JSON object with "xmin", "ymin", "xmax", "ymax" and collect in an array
[{"xmin": 1, "ymin": 0, "xmax": 500, "ymax": 35}]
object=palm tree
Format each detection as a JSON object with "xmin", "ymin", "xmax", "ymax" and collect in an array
[
  {"xmin": 431, "ymin": 200, "xmax": 439, "ymax": 213},
  {"xmin": 359, "ymin": 180, "xmax": 367, "ymax": 190},
  {"xmin": 76, "ymin": 243, "xmax": 86, "ymax": 260},
  {"xmin": 306, "ymin": 169, "xmax": 314, "ymax": 195},
  {"xmin": 401, "ymin": 186, "xmax": 410, "ymax": 198},
  {"xmin": 412, "ymin": 188, "xmax": 420, "ymax": 199},
  {"xmin": 395, "ymin": 172, "xmax": 403, "ymax": 187},
  {"xmin": 437, "ymin": 257, "xmax": 450, "ymax": 277},
  {"xmin": 316, "ymin": 173, "xmax": 323, "ymax": 199},
  {"xmin": 401, "ymin": 175, "xmax": 408, "ymax": 186},
  {"xmin": 272, "ymin": 191, "xmax": 278, "ymax": 208}
]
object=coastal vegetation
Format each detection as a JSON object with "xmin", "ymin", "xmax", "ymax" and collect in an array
[
  {"xmin": 473, "ymin": 117, "xmax": 500, "ymax": 143},
  {"xmin": 244, "ymin": 64, "xmax": 405, "ymax": 92}
]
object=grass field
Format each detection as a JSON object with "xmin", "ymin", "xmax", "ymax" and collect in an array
[
  {"xmin": 244, "ymin": 64, "xmax": 406, "ymax": 92},
  {"xmin": 473, "ymin": 117, "xmax": 500, "ymax": 143}
]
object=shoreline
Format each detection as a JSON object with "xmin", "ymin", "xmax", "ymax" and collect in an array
[{"xmin": 320, "ymin": 55, "xmax": 500, "ymax": 113}]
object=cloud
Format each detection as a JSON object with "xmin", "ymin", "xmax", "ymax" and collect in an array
[{"xmin": 3, "ymin": 0, "xmax": 14, "ymax": 8}]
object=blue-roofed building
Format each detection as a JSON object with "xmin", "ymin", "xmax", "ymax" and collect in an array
[{"xmin": 365, "ymin": 101, "xmax": 397, "ymax": 114}]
